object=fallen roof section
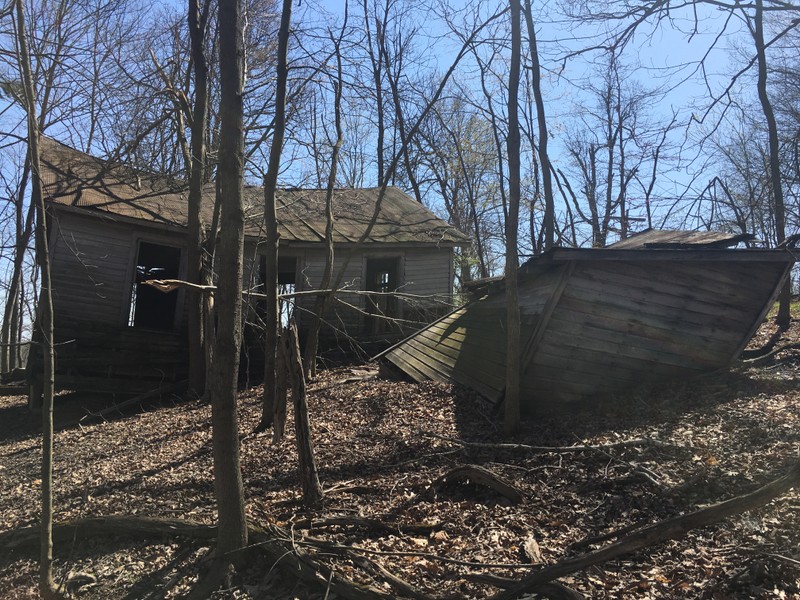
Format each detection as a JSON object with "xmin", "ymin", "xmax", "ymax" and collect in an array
[{"xmin": 379, "ymin": 241, "xmax": 794, "ymax": 412}]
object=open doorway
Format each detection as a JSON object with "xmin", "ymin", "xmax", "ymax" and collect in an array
[
  {"xmin": 128, "ymin": 241, "xmax": 181, "ymax": 330},
  {"xmin": 365, "ymin": 257, "xmax": 400, "ymax": 334}
]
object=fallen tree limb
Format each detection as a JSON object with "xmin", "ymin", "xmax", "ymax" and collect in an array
[
  {"xmin": 0, "ymin": 516, "xmax": 395, "ymax": 600},
  {"xmin": 73, "ymin": 381, "xmax": 188, "ymax": 427},
  {"xmin": 422, "ymin": 432, "xmax": 685, "ymax": 454},
  {"xmin": 351, "ymin": 555, "xmax": 436, "ymax": 600},
  {"xmin": 740, "ymin": 327, "xmax": 784, "ymax": 359},
  {"xmin": 742, "ymin": 342, "xmax": 800, "ymax": 365},
  {"xmin": 423, "ymin": 464, "xmax": 524, "ymax": 504},
  {"xmin": 491, "ymin": 461, "xmax": 800, "ymax": 600}
]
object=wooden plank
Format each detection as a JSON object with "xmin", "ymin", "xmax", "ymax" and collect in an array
[
  {"xmin": 396, "ymin": 336, "xmax": 506, "ymax": 388},
  {"xmin": 389, "ymin": 344, "xmax": 503, "ymax": 400},
  {"xmin": 730, "ymin": 260, "xmax": 793, "ymax": 360},
  {"xmin": 575, "ymin": 261, "xmax": 781, "ymax": 313},
  {"xmin": 521, "ymin": 261, "xmax": 574, "ymax": 369},
  {"xmin": 544, "ymin": 314, "xmax": 733, "ymax": 368},
  {"xmin": 401, "ymin": 337, "xmax": 507, "ymax": 386},
  {"xmin": 560, "ymin": 286, "xmax": 748, "ymax": 334},
  {"xmin": 569, "ymin": 270, "xmax": 763, "ymax": 322},
  {"xmin": 532, "ymin": 339, "xmax": 707, "ymax": 377}
]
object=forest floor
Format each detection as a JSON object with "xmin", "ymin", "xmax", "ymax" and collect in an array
[{"xmin": 2, "ymin": 321, "xmax": 800, "ymax": 599}]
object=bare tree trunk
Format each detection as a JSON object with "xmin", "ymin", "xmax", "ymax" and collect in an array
[
  {"xmin": 208, "ymin": 0, "xmax": 248, "ymax": 570},
  {"xmin": 187, "ymin": 0, "xmax": 210, "ymax": 398},
  {"xmin": 273, "ymin": 330, "xmax": 289, "ymax": 443},
  {"xmin": 258, "ymin": 0, "xmax": 292, "ymax": 432},
  {"xmin": 15, "ymin": 0, "xmax": 59, "ymax": 596},
  {"xmin": 754, "ymin": 0, "xmax": 790, "ymax": 329},
  {"xmin": 1, "ymin": 186, "xmax": 34, "ymax": 374},
  {"xmin": 504, "ymin": 0, "xmax": 522, "ymax": 436},
  {"xmin": 288, "ymin": 321, "xmax": 323, "ymax": 507},
  {"xmin": 304, "ymin": 18, "xmax": 347, "ymax": 380},
  {"xmin": 362, "ymin": 0, "xmax": 386, "ymax": 183},
  {"xmin": 522, "ymin": 0, "xmax": 555, "ymax": 250}
]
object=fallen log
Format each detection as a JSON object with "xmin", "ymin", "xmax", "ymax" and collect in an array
[
  {"xmin": 492, "ymin": 460, "xmax": 800, "ymax": 600},
  {"xmin": 425, "ymin": 464, "xmax": 524, "ymax": 504}
]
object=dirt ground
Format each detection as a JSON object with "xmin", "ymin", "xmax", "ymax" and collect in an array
[{"xmin": 2, "ymin": 321, "xmax": 800, "ymax": 599}]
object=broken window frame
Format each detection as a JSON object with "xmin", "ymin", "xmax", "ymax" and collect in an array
[{"xmin": 127, "ymin": 239, "xmax": 183, "ymax": 331}]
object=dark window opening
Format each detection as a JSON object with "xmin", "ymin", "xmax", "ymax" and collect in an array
[
  {"xmin": 259, "ymin": 255, "xmax": 298, "ymax": 325},
  {"xmin": 128, "ymin": 241, "xmax": 181, "ymax": 330},
  {"xmin": 365, "ymin": 257, "xmax": 400, "ymax": 334}
]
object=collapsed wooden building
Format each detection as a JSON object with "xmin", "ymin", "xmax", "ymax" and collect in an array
[
  {"xmin": 379, "ymin": 230, "xmax": 795, "ymax": 413},
  {"xmin": 36, "ymin": 137, "xmax": 468, "ymax": 395}
]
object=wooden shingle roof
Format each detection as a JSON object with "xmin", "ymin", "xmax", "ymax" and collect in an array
[{"xmin": 39, "ymin": 137, "xmax": 469, "ymax": 246}]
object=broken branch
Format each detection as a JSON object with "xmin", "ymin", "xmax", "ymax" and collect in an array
[{"xmin": 491, "ymin": 461, "xmax": 800, "ymax": 599}]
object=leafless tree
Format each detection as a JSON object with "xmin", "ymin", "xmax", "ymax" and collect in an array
[
  {"xmin": 13, "ymin": 0, "xmax": 59, "ymax": 596},
  {"xmin": 203, "ymin": 0, "xmax": 248, "ymax": 589},
  {"xmin": 504, "ymin": 0, "xmax": 522, "ymax": 436}
]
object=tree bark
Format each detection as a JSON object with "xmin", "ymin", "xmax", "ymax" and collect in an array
[
  {"xmin": 15, "ymin": 0, "xmax": 59, "ymax": 596},
  {"xmin": 504, "ymin": 0, "xmax": 522, "ymax": 436},
  {"xmin": 1, "ymin": 157, "xmax": 34, "ymax": 374},
  {"xmin": 522, "ymin": 0, "xmax": 555, "ymax": 250},
  {"xmin": 259, "ymin": 0, "xmax": 292, "ymax": 431},
  {"xmin": 186, "ymin": 0, "xmax": 210, "ymax": 398},
  {"xmin": 303, "ymin": 19, "xmax": 346, "ymax": 380},
  {"xmin": 288, "ymin": 321, "xmax": 323, "ymax": 507},
  {"xmin": 754, "ymin": 0, "xmax": 790, "ymax": 329},
  {"xmin": 208, "ymin": 0, "xmax": 248, "ymax": 564}
]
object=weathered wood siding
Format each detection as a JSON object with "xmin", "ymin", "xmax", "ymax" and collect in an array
[
  {"xmin": 290, "ymin": 245, "xmax": 454, "ymax": 351},
  {"xmin": 521, "ymin": 259, "xmax": 789, "ymax": 408},
  {"xmin": 384, "ymin": 251, "xmax": 792, "ymax": 416},
  {"xmin": 50, "ymin": 211, "xmax": 135, "ymax": 325},
  {"xmin": 50, "ymin": 210, "xmax": 188, "ymax": 328},
  {"xmin": 383, "ymin": 264, "xmax": 563, "ymax": 401}
]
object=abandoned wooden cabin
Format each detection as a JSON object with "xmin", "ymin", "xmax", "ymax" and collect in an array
[
  {"xmin": 380, "ymin": 230, "xmax": 795, "ymax": 413},
  {"xmin": 36, "ymin": 137, "xmax": 469, "ymax": 395}
]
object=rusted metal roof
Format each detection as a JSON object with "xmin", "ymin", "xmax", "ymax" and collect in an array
[
  {"xmin": 39, "ymin": 136, "xmax": 469, "ymax": 246},
  {"xmin": 380, "ymin": 245, "xmax": 794, "ymax": 412}
]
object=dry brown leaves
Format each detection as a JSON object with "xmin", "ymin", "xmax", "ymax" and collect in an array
[{"xmin": 2, "ymin": 321, "xmax": 800, "ymax": 598}]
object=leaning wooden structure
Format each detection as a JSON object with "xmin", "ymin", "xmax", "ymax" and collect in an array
[{"xmin": 380, "ymin": 231, "xmax": 795, "ymax": 413}]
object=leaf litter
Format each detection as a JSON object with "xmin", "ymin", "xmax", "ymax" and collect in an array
[{"xmin": 1, "ymin": 321, "xmax": 800, "ymax": 598}]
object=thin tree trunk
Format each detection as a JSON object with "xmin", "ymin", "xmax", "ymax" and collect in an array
[
  {"xmin": 1, "ymin": 192, "xmax": 34, "ymax": 373},
  {"xmin": 259, "ymin": 0, "xmax": 292, "ymax": 432},
  {"xmin": 288, "ymin": 321, "xmax": 323, "ymax": 507},
  {"xmin": 363, "ymin": 0, "xmax": 385, "ymax": 183},
  {"xmin": 15, "ymin": 0, "xmax": 58, "ymax": 596},
  {"xmin": 208, "ymin": 0, "xmax": 248, "ymax": 567},
  {"xmin": 304, "ymin": 18, "xmax": 346, "ymax": 380},
  {"xmin": 523, "ymin": 0, "xmax": 555, "ymax": 250},
  {"xmin": 273, "ymin": 330, "xmax": 289, "ymax": 443},
  {"xmin": 187, "ymin": 0, "xmax": 210, "ymax": 398},
  {"xmin": 754, "ymin": 0, "xmax": 790, "ymax": 329},
  {"xmin": 504, "ymin": 0, "xmax": 522, "ymax": 436}
]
